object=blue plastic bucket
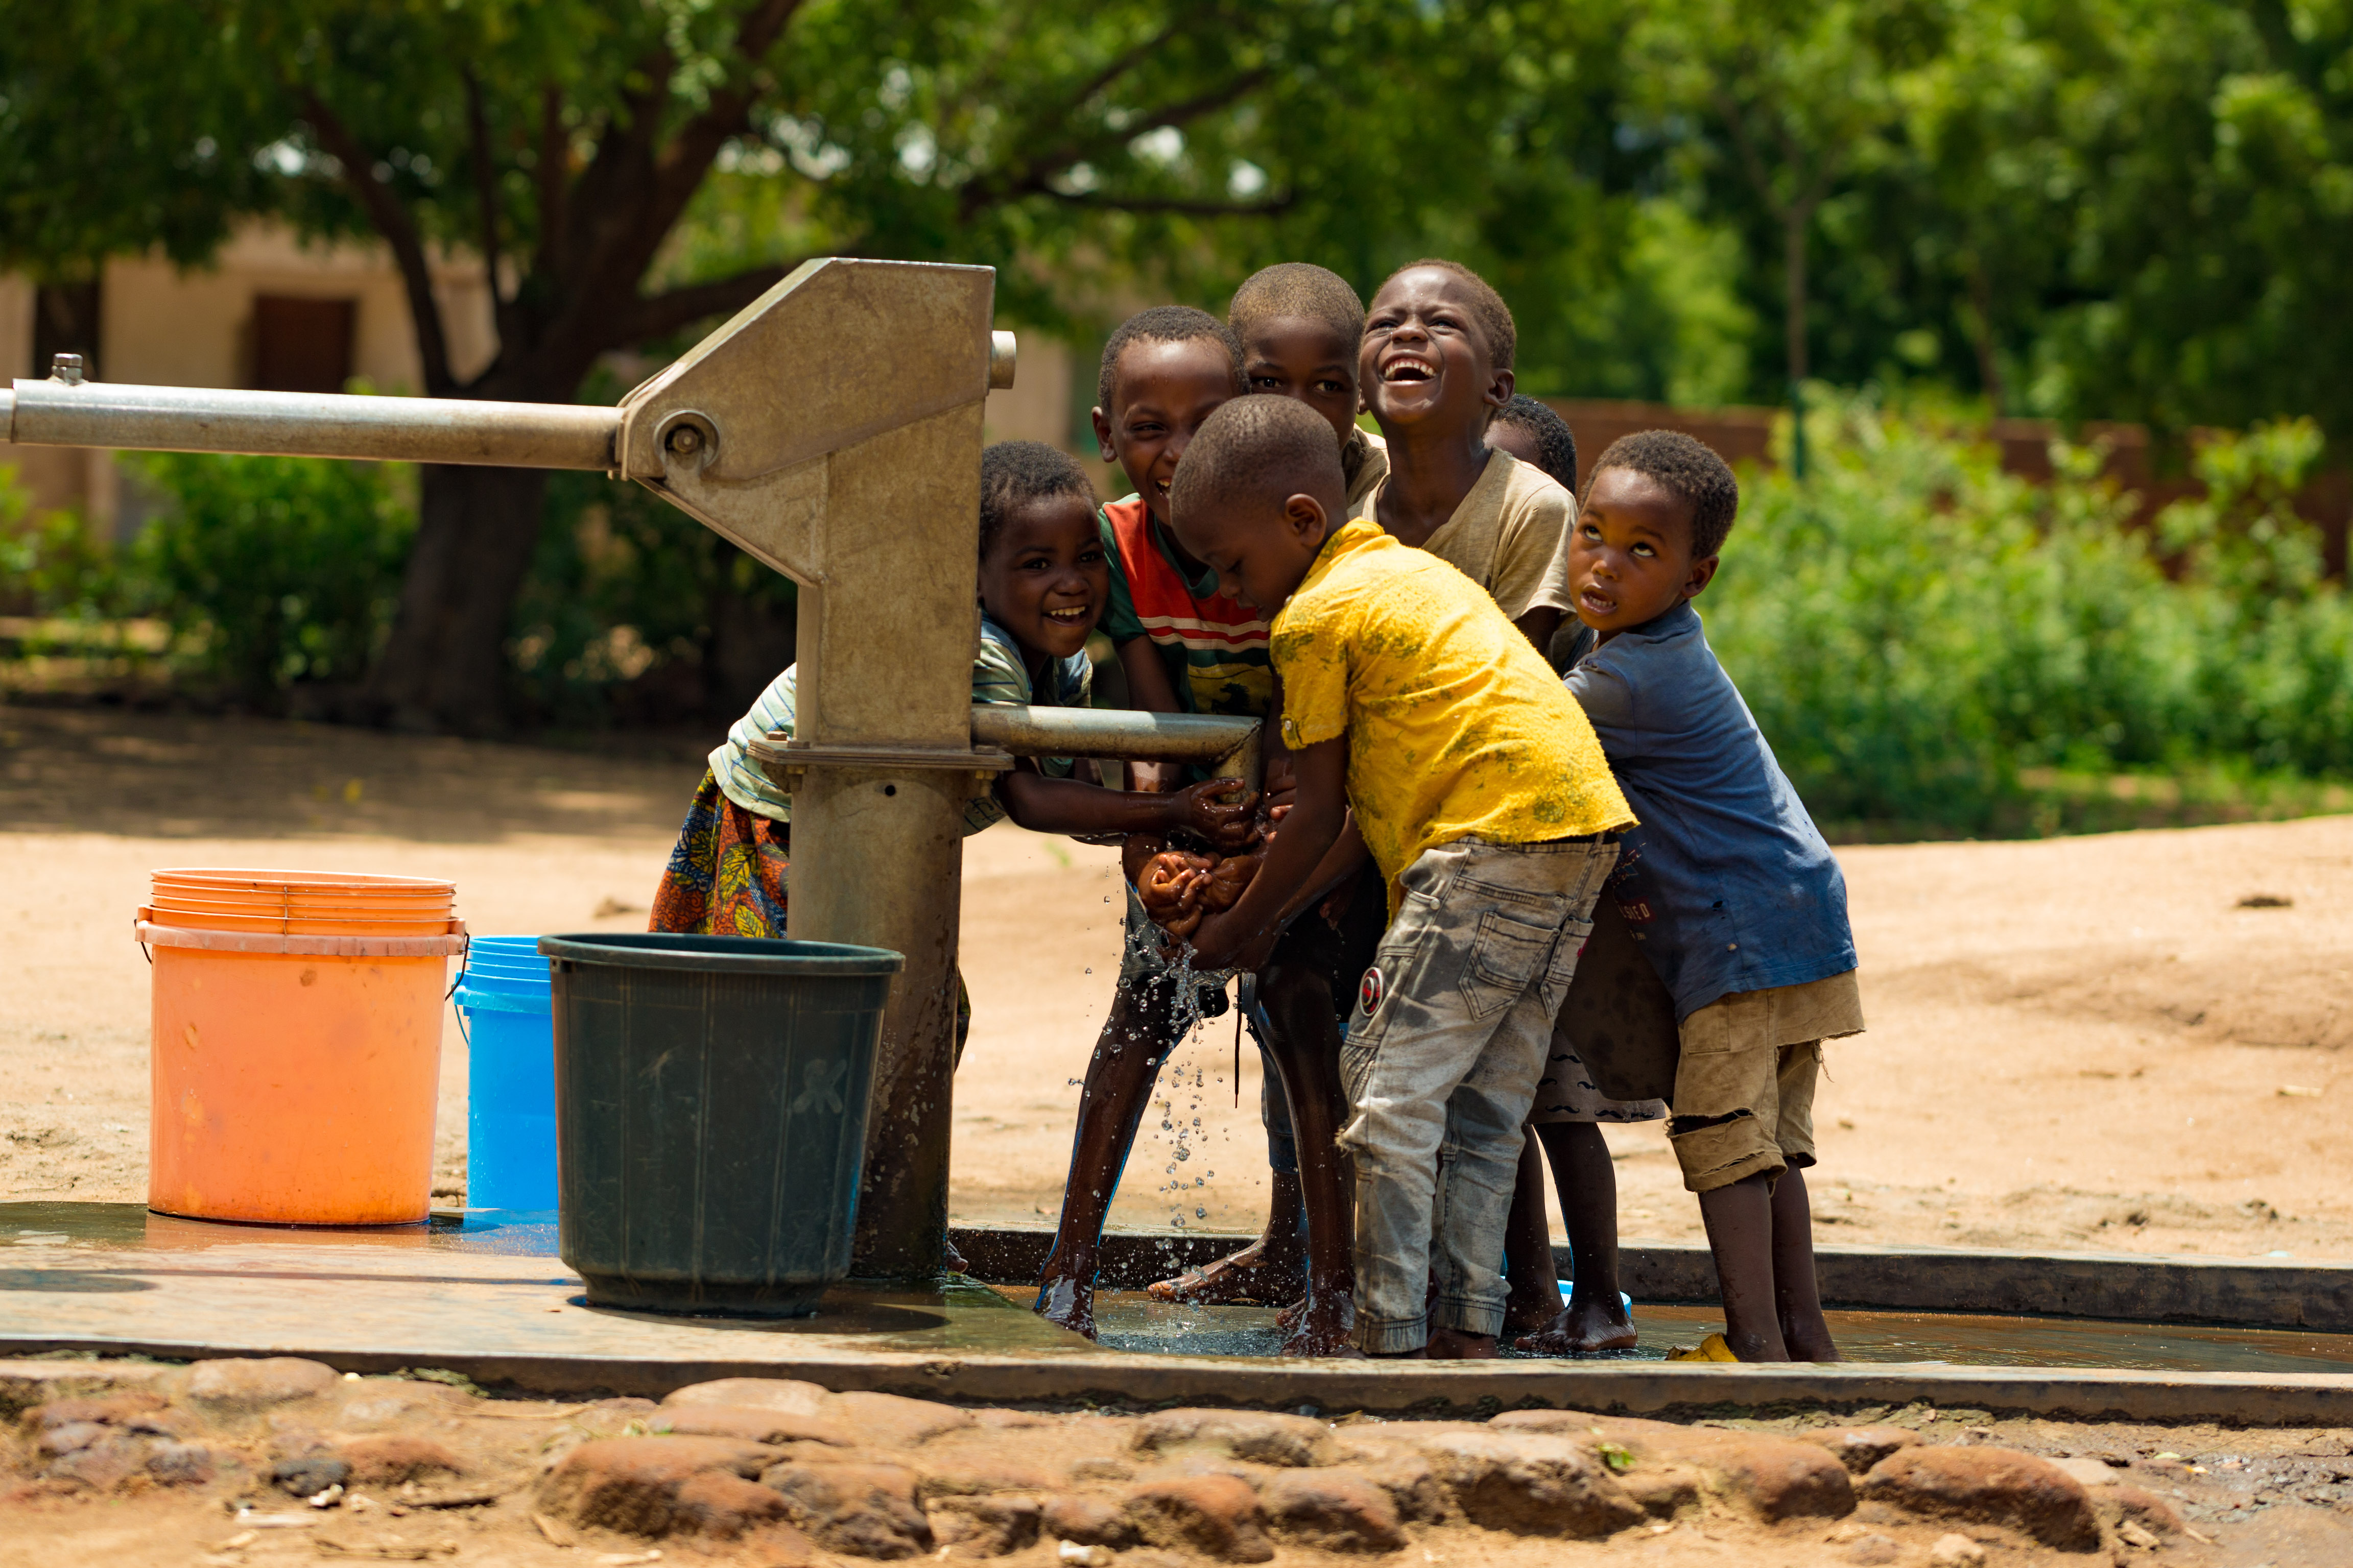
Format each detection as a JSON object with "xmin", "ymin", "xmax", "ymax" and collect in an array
[{"xmin": 456, "ymin": 936, "xmax": 557, "ymax": 1212}]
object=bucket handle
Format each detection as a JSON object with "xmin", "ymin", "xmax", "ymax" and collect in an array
[
  {"xmin": 444, "ymin": 928, "xmax": 474, "ymax": 1048},
  {"xmin": 445, "ymin": 928, "xmax": 472, "ymax": 1002},
  {"xmin": 133, "ymin": 911, "xmax": 152, "ymax": 966}
]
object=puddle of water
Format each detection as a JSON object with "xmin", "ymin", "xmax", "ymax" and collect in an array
[
  {"xmin": 15, "ymin": 1204, "xmax": 2352, "ymax": 1374},
  {"xmin": 1090, "ymin": 1293, "xmax": 2353, "ymax": 1374}
]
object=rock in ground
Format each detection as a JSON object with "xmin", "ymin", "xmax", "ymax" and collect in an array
[
  {"xmin": 927, "ymin": 1494, "xmax": 1041, "ymax": 1557},
  {"xmin": 663, "ymin": 1378, "xmax": 830, "ymax": 1415},
  {"xmin": 1123, "ymin": 1475, "xmax": 1275, "ymax": 1563},
  {"xmin": 1257, "ymin": 1470, "xmax": 1408, "ymax": 1553},
  {"xmin": 185, "ymin": 1357, "xmax": 340, "ymax": 1415},
  {"xmin": 1394, "ymin": 1430, "xmax": 1646, "ymax": 1538},
  {"xmin": 1857, "ymin": 1444, "xmax": 2102, "ymax": 1551},
  {"xmin": 1798, "ymin": 1427, "xmax": 1922, "ymax": 1475},
  {"xmin": 761, "ymin": 1460, "xmax": 933, "ymax": 1559},
  {"xmin": 336, "ymin": 1435, "xmax": 465, "ymax": 1485},
  {"xmin": 1041, "ymin": 1493, "xmax": 1139, "ymax": 1549},
  {"xmin": 536, "ymin": 1436, "xmax": 779, "ymax": 1539},
  {"xmin": 1131, "ymin": 1408, "xmax": 1331, "ymax": 1468}
]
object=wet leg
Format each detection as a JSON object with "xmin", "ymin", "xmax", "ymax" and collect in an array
[
  {"xmin": 1696, "ymin": 1172, "xmax": 1789, "ymax": 1361},
  {"xmin": 1148, "ymin": 1044, "xmax": 1306, "ymax": 1306},
  {"xmin": 1515, "ymin": 1121, "xmax": 1638, "ymax": 1352},
  {"xmin": 1501, "ymin": 1129, "xmax": 1561, "ymax": 1335},
  {"xmin": 1033, "ymin": 973, "xmax": 1178, "ymax": 1339},
  {"xmin": 1256, "ymin": 953, "xmax": 1359, "ymax": 1356},
  {"xmin": 1772, "ymin": 1167, "xmax": 1839, "ymax": 1361}
]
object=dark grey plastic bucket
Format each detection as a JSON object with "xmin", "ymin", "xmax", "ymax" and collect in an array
[{"xmin": 538, "ymin": 933, "xmax": 902, "ymax": 1316}]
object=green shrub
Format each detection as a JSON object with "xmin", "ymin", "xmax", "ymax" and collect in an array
[
  {"xmin": 510, "ymin": 465, "xmax": 795, "ymax": 728},
  {"xmin": 129, "ymin": 453, "xmax": 415, "ymax": 705},
  {"xmin": 0, "ymin": 466, "xmax": 128, "ymax": 623},
  {"xmin": 1707, "ymin": 396, "xmax": 2353, "ymax": 833}
]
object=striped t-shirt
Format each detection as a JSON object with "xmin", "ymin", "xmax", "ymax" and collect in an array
[
  {"xmin": 709, "ymin": 616, "xmax": 1091, "ymax": 835},
  {"xmin": 1098, "ymin": 496, "xmax": 1273, "ymax": 719}
]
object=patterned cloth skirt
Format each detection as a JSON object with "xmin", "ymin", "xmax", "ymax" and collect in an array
[{"xmin": 649, "ymin": 770, "xmax": 969, "ymax": 1055}]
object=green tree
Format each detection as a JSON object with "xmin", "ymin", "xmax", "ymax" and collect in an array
[
  {"xmin": 1629, "ymin": 0, "xmax": 1952, "ymax": 455},
  {"xmin": 0, "ymin": 1, "xmax": 1327, "ymax": 730}
]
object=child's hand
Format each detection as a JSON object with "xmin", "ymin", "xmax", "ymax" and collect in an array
[
  {"xmin": 1136, "ymin": 849, "xmax": 1214, "ymax": 920},
  {"xmin": 1195, "ymin": 851, "xmax": 1261, "ymax": 912},
  {"xmin": 1261, "ymin": 752, "xmax": 1300, "ymax": 818},
  {"xmin": 1186, "ymin": 909, "xmax": 1275, "ymax": 973},
  {"xmin": 1172, "ymin": 779, "xmax": 1258, "ymax": 850}
]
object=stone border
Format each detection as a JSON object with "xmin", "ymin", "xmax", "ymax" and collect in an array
[
  {"xmin": 951, "ymin": 1227, "xmax": 2353, "ymax": 1332},
  {"xmin": 5, "ymin": 1331, "xmax": 2351, "ymax": 1426}
]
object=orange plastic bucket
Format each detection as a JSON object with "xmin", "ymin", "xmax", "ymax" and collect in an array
[{"xmin": 138, "ymin": 871, "xmax": 465, "ymax": 1227}]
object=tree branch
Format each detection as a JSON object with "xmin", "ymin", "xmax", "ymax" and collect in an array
[
  {"xmin": 1042, "ymin": 189, "xmax": 1295, "ymax": 218},
  {"xmin": 301, "ymin": 91, "xmax": 456, "ymax": 396},
  {"xmin": 613, "ymin": 260, "xmax": 815, "ymax": 344},
  {"xmin": 463, "ymin": 68, "xmax": 515, "ymax": 376},
  {"xmin": 958, "ymin": 68, "xmax": 1270, "ymax": 221},
  {"xmin": 535, "ymin": 84, "xmax": 568, "ymax": 286},
  {"xmin": 1712, "ymin": 83, "xmax": 1790, "ymax": 223}
]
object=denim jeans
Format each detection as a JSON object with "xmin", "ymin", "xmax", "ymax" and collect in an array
[{"xmin": 1337, "ymin": 834, "xmax": 1618, "ymax": 1354}]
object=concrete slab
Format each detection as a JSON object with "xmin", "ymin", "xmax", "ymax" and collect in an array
[
  {"xmin": 956, "ymin": 1225, "xmax": 2353, "ymax": 1331},
  {"xmin": 6, "ymin": 1202, "xmax": 2353, "ymax": 1424}
]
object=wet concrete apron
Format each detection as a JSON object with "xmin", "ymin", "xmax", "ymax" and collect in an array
[{"xmin": 5, "ymin": 1203, "xmax": 2353, "ymax": 1427}]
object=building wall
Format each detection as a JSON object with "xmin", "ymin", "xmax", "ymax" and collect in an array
[{"xmin": 0, "ymin": 223, "xmax": 499, "ymax": 532}]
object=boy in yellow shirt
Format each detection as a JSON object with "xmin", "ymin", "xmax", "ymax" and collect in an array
[{"xmin": 1175, "ymin": 396, "xmax": 1634, "ymax": 1358}]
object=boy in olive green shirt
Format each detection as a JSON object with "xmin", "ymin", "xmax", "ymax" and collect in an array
[{"xmin": 1173, "ymin": 395, "xmax": 1633, "ymax": 1359}]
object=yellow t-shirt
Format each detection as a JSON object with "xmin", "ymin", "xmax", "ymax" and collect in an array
[{"xmin": 1271, "ymin": 520, "xmax": 1634, "ymax": 902}]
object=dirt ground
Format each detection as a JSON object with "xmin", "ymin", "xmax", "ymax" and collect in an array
[
  {"xmin": 8, "ymin": 1357, "xmax": 2351, "ymax": 1567},
  {"xmin": 1, "ymin": 702, "xmax": 2347, "ymax": 1262}
]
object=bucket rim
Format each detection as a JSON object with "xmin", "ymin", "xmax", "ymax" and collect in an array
[
  {"xmin": 151, "ymin": 869, "xmax": 457, "ymax": 894},
  {"xmin": 455, "ymin": 984, "xmax": 554, "ymax": 1014},
  {"xmin": 137, "ymin": 919, "xmax": 468, "ymax": 957},
  {"xmin": 537, "ymin": 932, "xmax": 904, "ymax": 977}
]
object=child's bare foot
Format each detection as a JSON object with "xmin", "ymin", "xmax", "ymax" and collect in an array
[
  {"xmin": 1423, "ymin": 1326, "xmax": 1499, "ymax": 1360},
  {"xmin": 1781, "ymin": 1312, "xmax": 1841, "ymax": 1362},
  {"xmin": 1147, "ymin": 1235, "xmax": 1306, "ymax": 1307},
  {"xmin": 1279, "ymin": 1286, "xmax": 1358, "ymax": 1357},
  {"xmin": 1503, "ymin": 1282, "xmax": 1561, "ymax": 1336},
  {"xmin": 1514, "ymin": 1295, "xmax": 1640, "ymax": 1355},
  {"xmin": 1032, "ymin": 1266, "xmax": 1099, "ymax": 1340},
  {"xmin": 1274, "ymin": 1295, "xmax": 1306, "ymax": 1331}
]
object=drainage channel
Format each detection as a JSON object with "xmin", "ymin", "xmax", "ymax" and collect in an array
[{"xmin": 7, "ymin": 1203, "xmax": 2352, "ymax": 1424}]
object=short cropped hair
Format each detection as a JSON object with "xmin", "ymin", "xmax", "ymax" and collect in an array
[
  {"xmin": 1228, "ymin": 263, "xmax": 1366, "ymax": 350},
  {"xmin": 1097, "ymin": 305, "xmax": 1246, "ymax": 414},
  {"xmin": 1490, "ymin": 394, "xmax": 1579, "ymax": 493},
  {"xmin": 979, "ymin": 440, "xmax": 1097, "ymax": 561},
  {"xmin": 1591, "ymin": 430, "xmax": 1741, "ymax": 560},
  {"xmin": 1169, "ymin": 395, "xmax": 1345, "ymax": 526},
  {"xmin": 1379, "ymin": 257, "xmax": 1516, "ymax": 371}
]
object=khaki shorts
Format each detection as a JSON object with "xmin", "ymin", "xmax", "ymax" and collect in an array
[{"xmin": 1666, "ymin": 971, "xmax": 1862, "ymax": 1194}]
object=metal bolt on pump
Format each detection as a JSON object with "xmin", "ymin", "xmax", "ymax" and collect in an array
[{"xmin": 0, "ymin": 259, "xmax": 1257, "ymax": 1281}]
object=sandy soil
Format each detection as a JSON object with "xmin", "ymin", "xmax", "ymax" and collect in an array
[
  {"xmin": 2, "ymin": 703, "xmax": 2347, "ymax": 1263},
  {"xmin": 7, "ymin": 1361, "xmax": 2350, "ymax": 1567}
]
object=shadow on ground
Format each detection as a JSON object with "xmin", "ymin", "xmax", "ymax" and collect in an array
[{"xmin": 0, "ymin": 703, "xmax": 702, "ymax": 843}]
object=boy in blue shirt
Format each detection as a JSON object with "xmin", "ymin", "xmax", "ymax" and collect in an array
[{"xmin": 1562, "ymin": 430, "xmax": 1864, "ymax": 1363}]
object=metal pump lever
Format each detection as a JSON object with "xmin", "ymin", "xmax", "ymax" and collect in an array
[{"xmin": 0, "ymin": 258, "xmax": 1025, "ymax": 1282}]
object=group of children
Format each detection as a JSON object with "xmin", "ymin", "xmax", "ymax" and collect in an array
[{"xmin": 651, "ymin": 257, "xmax": 1863, "ymax": 1363}]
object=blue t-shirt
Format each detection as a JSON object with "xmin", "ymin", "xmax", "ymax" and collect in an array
[{"xmin": 1564, "ymin": 601, "xmax": 1855, "ymax": 1020}]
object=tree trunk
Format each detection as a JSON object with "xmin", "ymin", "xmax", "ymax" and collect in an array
[
  {"xmin": 1785, "ymin": 209, "xmax": 1811, "ymax": 479},
  {"xmin": 1966, "ymin": 258, "xmax": 2005, "ymax": 416},
  {"xmin": 365, "ymin": 463, "xmax": 551, "ymax": 733},
  {"xmin": 704, "ymin": 541, "xmax": 799, "ymax": 721}
]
